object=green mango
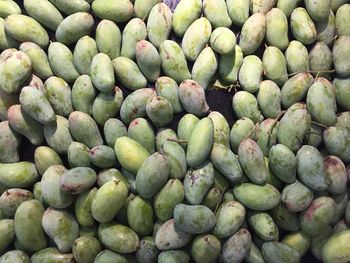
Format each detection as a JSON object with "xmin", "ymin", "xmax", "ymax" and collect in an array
[
  {"xmin": 155, "ymin": 77, "xmax": 182, "ymax": 113},
  {"xmin": 96, "ymin": 20, "xmax": 121, "ymax": 60},
  {"xmin": 335, "ymin": 4, "xmax": 350, "ymax": 37},
  {"xmin": 219, "ymin": 45, "xmax": 243, "ymax": 84},
  {"xmin": 90, "ymin": 53, "xmax": 115, "ymax": 93},
  {"xmin": 73, "ymin": 36, "xmax": 98, "ymax": 75},
  {"xmin": 4, "ymin": 14, "xmax": 48, "ymax": 47},
  {"xmin": 317, "ymin": 11, "xmax": 335, "ymax": 45},
  {"xmin": 71, "ymin": 75, "xmax": 97, "ymax": 115},
  {"xmin": 250, "ymin": 0, "xmax": 276, "ymax": 13},
  {"xmin": 73, "ymin": 236, "xmax": 102, "ymax": 263},
  {"xmin": 127, "ymin": 195, "xmax": 153, "ymax": 235},
  {"xmin": 213, "ymin": 201, "xmax": 245, "ymax": 238},
  {"xmin": 136, "ymin": 236, "xmax": 159, "ymax": 263},
  {"xmin": 290, "ymin": 7, "xmax": 317, "ymax": 45},
  {"xmin": 277, "ymin": 103, "xmax": 311, "ymax": 152},
  {"xmin": 172, "ymin": 0, "xmax": 202, "ymax": 37},
  {"xmin": 262, "ymin": 46, "xmax": 288, "ymax": 87},
  {"xmin": 285, "ymin": 41, "xmax": 310, "ymax": 74},
  {"xmin": 239, "ymin": 55, "xmax": 263, "ymax": 93},
  {"xmin": 248, "ymin": 211, "xmax": 279, "ymax": 241},
  {"xmin": 160, "ymin": 141, "xmax": 187, "ymax": 179},
  {"xmin": 192, "ymin": 47, "xmax": 218, "ymax": 90},
  {"xmin": 208, "ymin": 111, "xmax": 230, "ymax": 147},
  {"xmin": 55, "ymin": 12, "xmax": 93, "ymax": 45},
  {"xmin": 128, "ymin": 118, "xmax": 155, "ymax": 153},
  {"xmin": 281, "ymin": 73, "xmax": 313, "ymax": 108},
  {"xmin": 136, "ymin": 40, "xmax": 160, "ymax": 83},
  {"xmin": 159, "ymin": 250, "xmax": 190, "ymax": 263},
  {"xmin": 0, "ymin": 0, "xmax": 21, "ymax": 18},
  {"xmin": 182, "ymin": 17, "xmax": 212, "ymax": 61},
  {"xmin": 121, "ymin": 18, "xmax": 147, "ymax": 60},
  {"xmin": 322, "ymin": 230, "xmax": 350, "ymax": 263},
  {"xmin": 0, "ymin": 162, "xmax": 38, "ymax": 188},
  {"xmin": 48, "ymin": 0, "xmax": 89, "ymax": 15},
  {"xmin": 23, "ymin": 0, "xmax": 63, "ymax": 31},
  {"xmin": 184, "ymin": 161, "xmax": 214, "ymax": 204},
  {"xmin": 155, "ymin": 219, "xmax": 192, "ymax": 250},
  {"xmin": 232, "ymin": 91, "xmax": 261, "ymax": 123},
  {"xmin": 0, "ymin": 219, "xmax": 15, "ymax": 253},
  {"xmin": 186, "ymin": 117, "xmax": 214, "ymax": 167},
  {"xmin": 14, "ymin": 200, "xmax": 47, "ymax": 252},
  {"xmin": 74, "ymin": 188, "xmax": 97, "ymax": 227},
  {"xmin": 98, "ymin": 223, "xmax": 139, "ymax": 253},
  {"xmin": 300, "ymin": 197, "xmax": 336, "ymax": 237},
  {"xmin": 324, "ymin": 126, "xmax": 350, "ymax": 162},
  {"xmin": 256, "ymin": 119, "xmax": 279, "ymax": 157},
  {"xmin": 135, "ymin": 152, "xmax": 170, "ymax": 198},
  {"xmin": 309, "ymin": 42, "xmax": 333, "ymax": 77},
  {"xmin": 104, "ymin": 118, "xmax": 127, "ymax": 148},
  {"xmin": 0, "ymin": 50, "xmax": 31, "ymax": 94},
  {"xmin": 203, "ymin": 0, "xmax": 232, "ymax": 28},
  {"xmin": 43, "ymin": 116, "xmax": 73, "ymax": 154},
  {"xmin": 60, "ymin": 167, "xmax": 97, "ymax": 194},
  {"xmin": 92, "ymin": 180, "xmax": 128, "ymax": 223},
  {"xmin": 262, "ymin": 242, "xmax": 300, "ymax": 263},
  {"xmin": 257, "ymin": 80, "xmax": 282, "ymax": 118},
  {"xmin": 92, "ymin": 0, "xmax": 133, "ymax": 23},
  {"xmin": 270, "ymin": 203, "xmax": 299, "ymax": 231},
  {"xmin": 269, "ymin": 144, "xmax": 297, "ymax": 184},
  {"xmin": 20, "ymin": 42, "xmax": 53, "ymax": 80},
  {"xmin": 229, "ymin": 117, "xmax": 255, "ymax": 153},
  {"xmin": 0, "ymin": 120, "xmax": 20, "ymax": 163},
  {"xmin": 0, "ymin": 88, "xmax": 18, "ymax": 121},
  {"xmin": 34, "ymin": 146, "xmax": 62, "ymax": 176},
  {"xmin": 177, "ymin": 114, "xmax": 199, "ymax": 148},
  {"xmin": 266, "ymin": 8, "xmax": 289, "ymax": 50},
  {"xmin": 333, "ymin": 77, "xmax": 350, "ymax": 110},
  {"xmin": 0, "ymin": 250, "xmax": 29, "ymax": 263},
  {"xmin": 233, "ymin": 183, "xmax": 281, "ymax": 211},
  {"xmin": 239, "ymin": 13, "xmax": 266, "ymax": 55},
  {"xmin": 245, "ymin": 242, "xmax": 265, "ymax": 263},
  {"xmin": 147, "ymin": 3, "xmax": 172, "ymax": 48},
  {"xmin": 226, "ymin": 0, "xmax": 249, "ymax": 26},
  {"xmin": 305, "ymin": 0, "xmax": 330, "ymax": 22},
  {"xmin": 48, "ymin": 42, "xmax": 79, "ymax": 83},
  {"xmin": 333, "ymin": 36, "xmax": 350, "ymax": 77},
  {"xmin": 178, "ymin": 80, "xmax": 209, "ymax": 117},
  {"xmin": 191, "ymin": 234, "xmax": 221, "ymax": 263},
  {"xmin": 134, "ymin": 0, "xmax": 159, "ymax": 19},
  {"xmin": 282, "ymin": 231, "xmax": 311, "ymax": 257},
  {"xmin": 159, "ymin": 40, "xmax": 191, "ymax": 83},
  {"xmin": 31, "ymin": 248, "xmax": 74, "ymax": 263},
  {"xmin": 277, "ymin": 0, "xmax": 302, "ymax": 17},
  {"xmin": 222, "ymin": 228, "xmax": 252, "ymax": 263},
  {"xmin": 173, "ymin": 204, "xmax": 215, "ymax": 234},
  {"xmin": 120, "ymin": 88, "xmax": 156, "ymax": 124},
  {"xmin": 146, "ymin": 96, "xmax": 173, "ymax": 127}
]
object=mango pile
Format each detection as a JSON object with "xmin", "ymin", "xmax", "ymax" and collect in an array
[{"xmin": 0, "ymin": 0, "xmax": 350, "ymax": 262}]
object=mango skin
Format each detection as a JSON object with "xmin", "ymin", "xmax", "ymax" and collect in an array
[
  {"xmin": 230, "ymin": 117, "xmax": 255, "ymax": 153},
  {"xmin": 222, "ymin": 228, "xmax": 252, "ymax": 263},
  {"xmin": 49, "ymin": 0, "xmax": 90, "ymax": 15},
  {"xmin": 0, "ymin": 1, "xmax": 21, "ymax": 18},
  {"xmin": 277, "ymin": 103, "xmax": 311, "ymax": 152},
  {"xmin": 60, "ymin": 167, "xmax": 97, "ymax": 194},
  {"xmin": 121, "ymin": 18, "xmax": 147, "ymax": 60},
  {"xmin": 232, "ymin": 91, "xmax": 260, "ymax": 123},
  {"xmin": 127, "ymin": 195, "xmax": 154, "ymax": 236},
  {"xmin": 238, "ymin": 55, "xmax": 263, "ymax": 93},
  {"xmin": 266, "ymin": 8, "xmax": 289, "ymax": 50},
  {"xmin": 309, "ymin": 42, "xmax": 333, "ymax": 77},
  {"xmin": 322, "ymin": 230, "xmax": 350, "ymax": 263},
  {"xmin": 92, "ymin": 0, "xmax": 133, "ymax": 23},
  {"xmin": 4, "ymin": 14, "xmax": 49, "ymax": 48},
  {"xmin": 290, "ymin": 8, "xmax": 317, "ymax": 45},
  {"xmin": 182, "ymin": 18, "xmax": 212, "ymax": 61},
  {"xmin": 256, "ymin": 118, "xmax": 279, "ymax": 157},
  {"xmin": 178, "ymin": 80, "xmax": 209, "ymax": 117},
  {"xmin": 159, "ymin": 40, "xmax": 191, "ymax": 83},
  {"xmin": 115, "ymin": 136, "xmax": 150, "ymax": 175},
  {"xmin": 43, "ymin": 115, "xmax": 74, "ymax": 155},
  {"xmin": 34, "ymin": 146, "xmax": 63, "ymax": 176},
  {"xmin": 0, "ymin": 250, "xmax": 30, "ymax": 263},
  {"xmin": 136, "ymin": 236, "xmax": 159, "ymax": 263},
  {"xmin": 203, "ymin": 0, "xmax": 232, "ymax": 28},
  {"xmin": 98, "ymin": 223, "xmax": 139, "ymax": 253},
  {"xmin": 136, "ymin": 152, "xmax": 170, "ymax": 198},
  {"xmin": 136, "ymin": 40, "xmax": 161, "ymax": 83},
  {"xmin": 48, "ymin": 42, "xmax": 79, "ymax": 83},
  {"xmin": 128, "ymin": 118, "xmax": 155, "ymax": 153},
  {"xmin": 305, "ymin": 0, "xmax": 330, "ymax": 22},
  {"xmin": 96, "ymin": 20, "xmax": 121, "ymax": 60},
  {"xmin": 233, "ymin": 183, "xmax": 281, "ymax": 211},
  {"xmin": 333, "ymin": 77, "xmax": 350, "ymax": 110},
  {"xmin": 277, "ymin": 0, "xmax": 302, "ymax": 17},
  {"xmin": 0, "ymin": 50, "xmax": 32, "ymax": 94},
  {"xmin": 269, "ymin": 144, "xmax": 297, "ymax": 184},
  {"xmin": 55, "ymin": 12, "xmax": 94, "ymax": 45},
  {"xmin": 239, "ymin": 13, "xmax": 266, "ymax": 55},
  {"xmin": 73, "ymin": 36, "xmax": 98, "ymax": 75},
  {"xmin": 208, "ymin": 111, "xmax": 230, "ymax": 147},
  {"xmin": 262, "ymin": 241, "xmax": 300, "ymax": 263},
  {"xmin": 74, "ymin": 187, "xmax": 97, "ymax": 227},
  {"xmin": 0, "ymin": 88, "xmax": 18, "ymax": 121},
  {"xmin": 0, "ymin": 219, "xmax": 15, "ymax": 254},
  {"xmin": 90, "ymin": 53, "xmax": 115, "ymax": 93},
  {"xmin": 23, "ymin": 0, "xmax": 63, "ymax": 31},
  {"xmin": 30, "ymin": 248, "xmax": 74, "ymax": 263},
  {"xmin": 226, "ymin": 0, "xmax": 249, "ymax": 26},
  {"xmin": 68, "ymin": 111, "xmax": 103, "ymax": 148},
  {"xmin": 248, "ymin": 212, "xmax": 279, "ymax": 241},
  {"xmin": 72, "ymin": 236, "xmax": 102, "ymax": 263},
  {"xmin": 0, "ymin": 162, "xmax": 39, "ymax": 188},
  {"xmin": 333, "ymin": 36, "xmax": 350, "ymax": 77},
  {"xmin": 172, "ymin": 0, "xmax": 202, "ymax": 37},
  {"xmin": 146, "ymin": 96, "xmax": 173, "ymax": 127},
  {"xmin": 336, "ymin": 4, "xmax": 350, "ymax": 37},
  {"xmin": 0, "ymin": 120, "xmax": 21, "ymax": 163},
  {"xmin": 323, "ymin": 126, "xmax": 350, "ymax": 162},
  {"xmin": 192, "ymin": 47, "xmax": 218, "ymax": 90},
  {"xmin": 191, "ymin": 234, "xmax": 221, "ymax": 263},
  {"xmin": 147, "ymin": 3, "xmax": 172, "ymax": 49},
  {"xmin": 300, "ymin": 197, "xmax": 336, "ymax": 237},
  {"xmin": 285, "ymin": 41, "xmax": 310, "ymax": 74},
  {"xmin": 219, "ymin": 45, "xmax": 244, "ymax": 84},
  {"xmin": 173, "ymin": 204, "xmax": 216, "ymax": 234},
  {"xmin": 134, "ymin": 0, "xmax": 159, "ymax": 19},
  {"xmin": 14, "ymin": 200, "xmax": 47, "ymax": 252},
  {"xmin": 257, "ymin": 80, "xmax": 282, "ymax": 119},
  {"xmin": 71, "ymin": 75, "xmax": 97, "ymax": 115},
  {"xmin": 155, "ymin": 77, "xmax": 182, "ymax": 114},
  {"xmin": 317, "ymin": 11, "xmax": 335, "ymax": 45},
  {"xmin": 263, "ymin": 46, "xmax": 288, "ymax": 87},
  {"xmin": 186, "ymin": 117, "xmax": 214, "ymax": 168},
  {"xmin": 104, "ymin": 118, "xmax": 127, "ymax": 148},
  {"xmin": 155, "ymin": 219, "xmax": 192, "ymax": 250}
]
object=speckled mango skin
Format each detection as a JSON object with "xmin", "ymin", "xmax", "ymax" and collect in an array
[
  {"xmin": 48, "ymin": 0, "xmax": 90, "ymax": 15},
  {"xmin": 263, "ymin": 46, "xmax": 288, "ymax": 87},
  {"xmin": 127, "ymin": 195, "xmax": 154, "ymax": 236},
  {"xmin": 0, "ymin": 1, "xmax": 21, "ymax": 18},
  {"xmin": 4, "ymin": 14, "xmax": 49, "ymax": 48},
  {"xmin": 290, "ymin": 8, "xmax": 317, "ymax": 45},
  {"xmin": 269, "ymin": 144, "xmax": 297, "ymax": 184},
  {"xmin": 192, "ymin": 47, "xmax": 217, "ymax": 90},
  {"xmin": 0, "ymin": 162, "xmax": 38, "ymax": 188},
  {"xmin": 121, "ymin": 18, "xmax": 147, "ymax": 60},
  {"xmin": 203, "ymin": 0, "xmax": 232, "ymax": 28},
  {"xmin": 136, "ymin": 40, "xmax": 160, "ymax": 83},
  {"xmin": 232, "ymin": 91, "xmax": 261, "ymax": 123},
  {"xmin": 60, "ymin": 167, "xmax": 97, "ymax": 194},
  {"xmin": 333, "ymin": 36, "xmax": 350, "ymax": 77},
  {"xmin": 92, "ymin": 0, "xmax": 133, "ymax": 23},
  {"xmin": 285, "ymin": 41, "xmax": 309, "ymax": 74},
  {"xmin": 324, "ymin": 155, "xmax": 348, "ymax": 194},
  {"xmin": 159, "ymin": 41, "xmax": 191, "ymax": 84},
  {"xmin": 173, "ymin": 204, "xmax": 215, "ymax": 234},
  {"xmin": 172, "ymin": 0, "xmax": 202, "ymax": 37},
  {"xmin": 115, "ymin": 136, "xmax": 150, "ymax": 175},
  {"xmin": 90, "ymin": 53, "xmax": 115, "ymax": 93},
  {"xmin": 136, "ymin": 236, "xmax": 158, "ymax": 263},
  {"xmin": 30, "ymin": 248, "xmax": 74, "ymax": 263},
  {"xmin": 74, "ymin": 187, "xmax": 97, "ymax": 227},
  {"xmin": 146, "ymin": 96, "xmax": 173, "ymax": 127},
  {"xmin": 68, "ymin": 111, "xmax": 103, "ymax": 148},
  {"xmin": 226, "ymin": 0, "xmax": 249, "ymax": 26},
  {"xmin": 266, "ymin": 8, "xmax": 289, "ymax": 50},
  {"xmin": 14, "ymin": 200, "xmax": 47, "ymax": 252},
  {"xmin": 147, "ymin": 3, "xmax": 172, "ymax": 49},
  {"xmin": 322, "ymin": 230, "xmax": 350, "ymax": 263},
  {"xmin": 230, "ymin": 117, "xmax": 255, "ymax": 153},
  {"xmin": 277, "ymin": 103, "xmax": 311, "ymax": 152},
  {"xmin": 182, "ymin": 17, "xmax": 212, "ymax": 61},
  {"xmin": 34, "ymin": 146, "xmax": 62, "ymax": 176},
  {"xmin": 155, "ymin": 76, "xmax": 182, "ymax": 114},
  {"xmin": 0, "ymin": 50, "xmax": 31, "ymax": 94},
  {"xmin": 238, "ymin": 55, "xmax": 263, "ymax": 93},
  {"xmin": 0, "ymin": 120, "xmax": 21, "ymax": 163},
  {"xmin": 248, "ymin": 211, "xmax": 279, "ymax": 241},
  {"xmin": 222, "ymin": 228, "xmax": 251, "ymax": 263},
  {"xmin": 73, "ymin": 36, "xmax": 98, "ymax": 75},
  {"xmin": 72, "ymin": 236, "xmax": 102, "ymax": 263},
  {"xmin": 96, "ymin": 20, "xmax": 121, "ymax": 60},
  {"xmin": 262, "ymin": 241, "xmax": 300, "ymax": 263},
  {"xmin": 191, "ymin": 234, "xmax": 221, "ymax": 263},
  {"xmin": 155, "ymin": 219, "xmax": 192, "ymax": 250},
  {"xmin": 55, "ymin": 12, "xmax": 94, "ymax": 45},
  {"xmin": 0, "ymin": 188, "xmax": 33, "ymax": 218},
  {"xmin": 91, "ymin": 180, "xmax": 128, "ymax": 223},
  {"xmin": 219, "ymin": 45, "xmax": 243, "ymax": 84},
  {"xmin": 0, "ymin": 219, "xmax": 15, "ymax": 254},
  {"xmin": 323, "ymin": 126, "xmax": 350, "ymax": 162},
  {"xmin": 98, "ymin": 223, "xmax": 139, "ymax": 253},
  {"xmin": 233, "ymin": 183, "xmax": 281, "ymax": 211}
]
